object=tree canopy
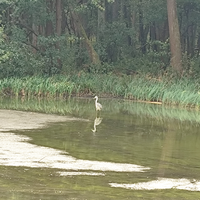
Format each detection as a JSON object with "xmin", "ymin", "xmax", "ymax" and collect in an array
[{"xmin": 0, "ymin": 0, "xmax": 200, "ymax": 78}]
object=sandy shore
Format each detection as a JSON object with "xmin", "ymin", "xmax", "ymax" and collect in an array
[{"xmin": 0, "ymin": 109, "xmax": 83, "ymax": 131}]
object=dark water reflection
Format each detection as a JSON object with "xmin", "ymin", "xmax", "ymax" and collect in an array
[{"xmin": 0, "ymin": 97, "xmax": 200, "ymax": 199}]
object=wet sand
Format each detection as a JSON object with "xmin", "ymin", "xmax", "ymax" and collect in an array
[{"xmin": 0, "ymin": 109, "xmax": 83, "ymax": 131}]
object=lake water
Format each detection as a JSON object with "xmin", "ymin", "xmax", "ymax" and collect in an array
[{"xmin": 0, "ymin": 97, "xmax": 200, "ymax": 199}]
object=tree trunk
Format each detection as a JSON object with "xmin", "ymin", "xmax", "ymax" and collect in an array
[
  {"xmin": 160, "ymin": 20, "xmax": 169, "ymax": 42},
  {"xmin": 71, "ymin": 12, "xmax": 100, "ymax": 64},
  {"xmin": 97, "ymin": 0, "xmax": 105, "ymax": 43},
  {"xmin": 32, "ymin": 23, "xmax": 38, "ymax": 54},
  {"xmin": 123, "ymin": 0, "xmax": 132, "ymax": 46},
  {"xmin": 138, "ymin": 0, "xmax": 149, "ymax": 54},
  {"xmin": 167, "ymin": 0, "xmax": 182, "ymax": 75},
  {"xmin": 98, "ymin": 0, "xmax": 105, "ymax": 29},
  {"xmin": 55, "ymin": 0, "xmax": 62, "ymax": 70},
  {"xmin": 46, "ymin": 0, "xmax": 54, "ymax": 36},
  {"xmin": 197, "ymin": 34, "xmax": 200, "ymax": 57},
  {"xmin": 150, "ymin": 22, "xmax": 157, "ymax": 51},
  {"xmin": 112, "ymin": 0, "xmax": 120, "ymax": 21},
  {"xmin": 56, "ymin": 0, "xmax": 62, "ymax": 36}
]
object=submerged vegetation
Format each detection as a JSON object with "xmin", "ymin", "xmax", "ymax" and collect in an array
[{"xmin": 1, "ymin": 74, "xmax": 200, "ymax": 108}]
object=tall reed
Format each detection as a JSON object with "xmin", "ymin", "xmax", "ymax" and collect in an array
[{"xmin": 1, "ymin": 74, "xmax": 200, "ymax": 108}]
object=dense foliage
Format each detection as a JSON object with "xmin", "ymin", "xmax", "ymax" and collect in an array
[{"xmin": 0, "ymin": 0, "xmax": 200, "ymax": 78}]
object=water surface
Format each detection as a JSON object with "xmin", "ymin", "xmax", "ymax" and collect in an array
[{"xmin": 0, "ymin": 97, "xmax": 200, "ymax": 199}]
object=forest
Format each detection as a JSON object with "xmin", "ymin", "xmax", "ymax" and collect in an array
[
  {"xmin": 0, "ymin": 0, "xmax": 200, "ymax": 106},
  {"xmin": 0, "ymin": 0, "xmax": 200, "ymax": 77}
]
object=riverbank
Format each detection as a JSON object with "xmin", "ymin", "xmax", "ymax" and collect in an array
[
  {"xmin": 0, "ymin": 73, "xmax": 199, "ymax": 108},
  {"xmin": 0, "ymin": 109, "xmax": 87, "ymax": 131}
]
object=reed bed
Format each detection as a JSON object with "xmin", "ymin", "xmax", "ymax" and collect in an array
[
  {"xmin": 0, "ymin": 76, "xmax": 76, "ymax": 98},
  {"xmin": 0, "ymin": 74, "xmax": 200, "ymax": 108}
]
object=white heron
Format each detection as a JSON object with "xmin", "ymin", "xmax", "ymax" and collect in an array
[{"xmin": 93, "ymin": 96, "xmax": 102, "ymax": 111}]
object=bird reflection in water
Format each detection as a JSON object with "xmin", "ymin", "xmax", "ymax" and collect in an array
[{"xmin": 92, "ymin": 117, "xmax": 103, "ymax": 133}]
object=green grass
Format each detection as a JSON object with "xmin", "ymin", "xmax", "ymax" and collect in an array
[{"xmin": 1, "ymin": 73, "xmax": 200, "ymax": 108}]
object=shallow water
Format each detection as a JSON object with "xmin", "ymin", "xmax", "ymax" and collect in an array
[{"xmin": 0, "ymin": 97, "xmax": 200, "ymax": 199}]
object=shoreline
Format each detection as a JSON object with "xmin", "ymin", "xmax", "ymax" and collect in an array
[{"xmin": 0, "ymin": 74, "xmax": 199, "ymax": 108}]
